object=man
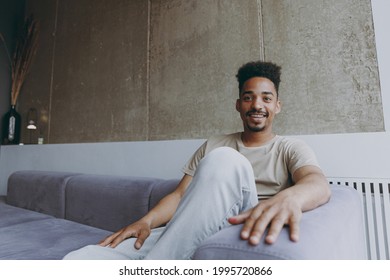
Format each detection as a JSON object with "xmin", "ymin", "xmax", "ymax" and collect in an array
[{"xmin": 64, "ymin": 61, "xmax": 331, "ymax": 260}]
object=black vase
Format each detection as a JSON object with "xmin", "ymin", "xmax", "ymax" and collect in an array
[{"xmin": 2, "ymin": 105, "xmax": 21, "ymax": 145}]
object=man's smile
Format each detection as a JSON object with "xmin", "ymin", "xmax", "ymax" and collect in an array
[{"xmin": 246, "ymin": 110, "xmax": 269, "ymax": 119}]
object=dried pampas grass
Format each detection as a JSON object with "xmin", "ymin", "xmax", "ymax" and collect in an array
[{"xmin": 10, "ymin": 15, "xmax": 39, "ymax": 106}]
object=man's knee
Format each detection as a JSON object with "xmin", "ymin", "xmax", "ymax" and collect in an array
[
  {"xmin": 200, "ymin": 147, "xmax": 251, "ymax": 170},
  {"xmin": 195, "ymin": 147, "xmax": 253, "ymax": 180}
]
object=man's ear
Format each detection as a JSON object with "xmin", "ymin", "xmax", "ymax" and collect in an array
[
  {"xmin": 276, "ymin": 99, "xmax": 282, "ymax": 114},
  {"xmin": 235, "ymin": 99, "xmax": 241, "ymax": 112}
]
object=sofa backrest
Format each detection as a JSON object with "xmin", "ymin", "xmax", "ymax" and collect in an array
[
  {"xmin": 6, "ymin": 170, "xmax": 179, "ymax": 232},
  {"xmin": 6, "ymin": 170, "xmax": 79, "ymax": 218},
  {"xmin": 64, "ymin": 174, "xmax": 178, "ymax": 232}
]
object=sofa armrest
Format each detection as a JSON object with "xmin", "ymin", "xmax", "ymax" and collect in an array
[{"xmin": 193, "ymin": 185, "xmax": 366, "ymax": 259}]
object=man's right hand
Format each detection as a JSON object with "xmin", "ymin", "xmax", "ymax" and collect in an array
[
  {"xmin": 98, "ymin": 175, "xmax": 192, "ymax": 250},
  {"xmin": 98, "ymin": 221, "xmax": 151, "ymax": 250}
]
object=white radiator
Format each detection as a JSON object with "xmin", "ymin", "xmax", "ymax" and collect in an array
[{"xmin": 328, "ymin": 177, "xmax": 390, "ymax": 260}]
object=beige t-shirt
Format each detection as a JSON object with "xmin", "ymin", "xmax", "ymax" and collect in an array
[{"xmin": 182, "ymin": 133, "xmax": 321, "ymax": 199}]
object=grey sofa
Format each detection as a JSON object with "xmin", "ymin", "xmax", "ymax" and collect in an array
[{"xmin": 0, "ymin": 170, "xmax": 367, "ymax": 260}]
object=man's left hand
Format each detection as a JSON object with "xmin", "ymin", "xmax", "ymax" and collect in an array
[{"xmin": 228, "ymin": 193, "xmax": 302, "ymax": 245}]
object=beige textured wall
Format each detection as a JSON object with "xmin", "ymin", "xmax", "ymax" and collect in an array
[
  {"xmin": 148, "ymin": 0, "xmax": 261, "ymax": 140},
  {"xmin": 262, "ymin": 0, "xmax": 383, "ymax": 135},
  {"xmin": 18, "ymin": 0, "xmax": 383, "ymax": 144}
]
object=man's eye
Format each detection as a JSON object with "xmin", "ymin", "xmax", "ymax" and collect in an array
[{"xmin": 242, "ymin": 96, "xmax": 252, "ymax": 101}]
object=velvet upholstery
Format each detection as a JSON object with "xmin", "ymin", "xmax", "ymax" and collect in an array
[
  {"xmin": 6, "ymin": 171, "xmax": 79, "ymax": 218},
  {"xmin": 0, "ymin": 199, "xmax": 112, "ymax": 259},
  {"xmin": 0, "ymin": 217, "xmax": 111, "ymax": 260},
  {"xmin": 0, "ymin": 170, "xmax": 367, "ymax": 260},
  {"xmin": 65, "ymin": 175, "xmax": 177, "ymax": 232},
  {"xmin": 192, "ymin": 185, "xmax": 367, "ymax": 259},
  {"xmin": 0, "ymin": 202, "xmax": 52, "ymax": 228}
]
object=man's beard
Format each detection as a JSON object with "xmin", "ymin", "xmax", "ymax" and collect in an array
[
  {"xmin": 245, "ymin": 109, "xmax": 269, "ymax": 132},
  {"xmin": 246, "ymin": 125, "xmax": 265, "ymax": 132}
]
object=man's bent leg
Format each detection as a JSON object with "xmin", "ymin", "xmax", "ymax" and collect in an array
[
  {"xmin": 145, "ymin": 147, "xmax": 258, "ymax": 260},
  {"xmin": 63, "ymin": 227, "xmax": 165, "ymax": 260}
]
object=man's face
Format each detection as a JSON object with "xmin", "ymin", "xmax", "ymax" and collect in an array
[{"xmin": 236, "ymin": 77, "xmax": 281, "ymax": 133}]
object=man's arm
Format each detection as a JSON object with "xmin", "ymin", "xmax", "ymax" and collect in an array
[
  {"xmin": 99, "ymin": 174, "xmax": 193, "ymax": 249},
  {"xmin": 229, "ymin": 165, "xmax": 331, "ymax": 245}
]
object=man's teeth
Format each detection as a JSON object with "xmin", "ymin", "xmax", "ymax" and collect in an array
[{"xmin": 249, "ymin": 113, "xmax": 267, "ymax": 117}]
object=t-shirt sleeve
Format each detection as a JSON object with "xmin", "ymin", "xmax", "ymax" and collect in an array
[
  {"xmin": 285, "ymin": 139, "xmax": 321, "ymax": 176},
  {"xmin": 182, "ymin": 141, "xmax": 207, "ymax": 176}
]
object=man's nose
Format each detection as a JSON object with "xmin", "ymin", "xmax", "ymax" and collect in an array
[{"xmin": 251, "ymin": 98, "xmax": 264, "ymax": 110}]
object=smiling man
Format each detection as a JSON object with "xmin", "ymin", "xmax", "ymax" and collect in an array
[{"xmin": 64, "ymin": 61, "xmax": 331, "ymax": 260}]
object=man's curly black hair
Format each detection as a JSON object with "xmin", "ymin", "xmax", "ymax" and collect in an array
[{"xmin": 236, "ymin": 61, "xmax": 282, "ymax": 97}]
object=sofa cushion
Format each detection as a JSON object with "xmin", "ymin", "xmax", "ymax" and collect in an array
[
  {"xmin": 6, "ymin": 171, "xmax": 79, "ymax": 218},
  {"xmin": 0, "ymin": 202, "xmax": 53, "ymax": 228},
  {"xmin": 0, "ymin": 218, "xmax": 111, "ymax": 260},
  {"xmin": 65, "ymin": 175, "xmax": 164, "ymax": 232}
]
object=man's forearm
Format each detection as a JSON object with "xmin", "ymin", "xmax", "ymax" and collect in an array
[
  {"xmin": 141, "ymin": 174, "xmax": 193, "ymax": 229},
  {"xmin": 142, "ymin": 192, "xmax": 182, "ymax": 228},
  {"xmin": 289, "ymin": 167, "xmax": 331, "ymax": 212}
]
